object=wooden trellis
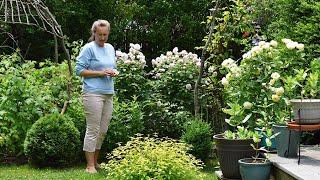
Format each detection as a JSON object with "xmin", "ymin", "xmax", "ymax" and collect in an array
[
  {"xmin": 0, "ymin": 0, "xmax": 63, "ymax": 38},
  {"xmin": 0, "ymin": 0, "xmax": 72, "ymax": 114}
]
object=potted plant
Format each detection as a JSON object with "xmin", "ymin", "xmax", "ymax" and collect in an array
[
  {"xmin": 213, "ymin": 126, "xmax": 256, "ymax": 179},
  {"xmin": 238, "ymin": 131, "xmax": 275, "ymax": 180},
  {"xmin": 272, "ymin": 122, "xmax": 299, "ymax": 157},
  {"xmin": 217, "ymin": 39, "xmax": 308, "ymax": 178},
  {"xmin": 285, "ymin": 60, "xmax": 320, "ymax": 124},
  {"xmin": 216, "ymin": 40, "xmax": 292, "ymax": 179}
]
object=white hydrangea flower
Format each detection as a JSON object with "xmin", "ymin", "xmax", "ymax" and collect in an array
[
  {"xmin": 258, "ymin": 41, "xmax": 266, "ymax": 46},
  {"xmin": 129, "ymin": 43, "xmax": 135, "ymax": 48},
  {"xmin": 262, "ymin": 42, "xmax": 271, "ymax": 49},
  {"xmin": 129, "ymin": 48, "xmax": 136, "ymax": 54},
  {"xmin": 281, "ymin": 38, "xmax": 292, "ymax": 44},
  {"xmin": 226, "ymin": 73, "xmax": 232, "ymax": 80},
  {"xmin": 296, "ymin": 43, "xmax": 304, "ymax": 50},
  {"xmin": 212, "ymin": 72, "xmax": 218, "ymax": 77},
  {"xmin": 169, "ymin": 63, "xmax": 175, "ymax": 68},
  {"xmin": 269, "ymin": 79, "xmax": 276, "ymax": 86},
  {"xmin": 151, "ymin": 59, "xmax": 157, "ymax": 66},
  {"xmin": 139, "ymin": 54, "xmax": 146, "ymax": 61},
  {"xmin": 185, "ymin": 84, "xmax": 192, "ymax": 90},
  {"xmin": 159, "ymin": 68, "xmax": 166, "ymax": 72},
  {"xmin": 134, "ymin": 44, "xmax": 141, "ymax": 51},
  {"xmin": 208, "ymin": 66, "xmax": 216, "ymax": 73},
  {"xmin": 221, "ymin": 77, "xmax": 229, "ymax": 86},
  {"xmin": 242, "ymin": 52, "xmax": 252, "ymax": 59},
  {"xmin": 129, "ymin": 54, "xmax": 135, "ymax": 60},
  {"xmin": 243, "ymin": 102, "xmax": 253, "ymax": 109},
  {"xmin": 251, "ymin": 46, "xmax": 262, "ymax": 54},
  {"xmin": 139, "ymin": 59, "xmax": 146, "ymax": 66},
  {"xmin": 230, "ymin": 66, "xmax": 241, "ymax": 75},
  {"xmin": 275, "ymin": 87, "xmax": 284, "ymax": 96},
  {"xmin": 116, "ymin": 50, "xmax": 123, "ymax": 57},
  {"xmin": 286, "ymin": 41, "xmax": 297, "ymax": 49},
  {"xmin": 155, "ymin": 73, "xmax": 161, "ymax": 79},
  {"xmin": 173, "ymin": 47, "xmax": 179, "ymax": 54},
  {"xmin": 271, "ymin": 72, "xmax": 280, "ymax": 80},
  {"xmin": 180, "ymin": 50, "xmax": 188, "ymax": 56},
  {"xmin": 270, "ymin": 40, "xmax": 278, "ymax": 47},
  {"xmin": 166, "ymin": 51, "xmax": 173, "ymax": 56},
  {"xmin": 272, "ymin": 94, "xmax": 280, "ymax": 102},
  {"xmin": 221, "ymin": 58, "xmax": 235, "ymax": 68},
  {"xmin": 124, "ymin": 60, "xmax": 131, "ymax": 64},
  {"xmin": 123, "ymin": 54, "xmax": 128, "ymax": 60}
]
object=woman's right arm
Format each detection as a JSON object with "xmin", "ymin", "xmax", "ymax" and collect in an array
[
  {"xmin": 79, "ymin": 69, "xmax": 113, "ymax": 77},
  {"xmin": 75, "ymin": 45, "xmax": 114, "ymax": 77}
]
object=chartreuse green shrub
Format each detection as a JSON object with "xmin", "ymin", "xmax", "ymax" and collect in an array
[
  {"xmin": 101, "ymin": 135, "xmax": 205, "ymax": 180},
  {"xmin": 24, "ymin": 113, "xmax": 80, "ymax": 167},
  {"xmin": 181, "ymin": 120, "xmax": 213, "ymax": 161}
]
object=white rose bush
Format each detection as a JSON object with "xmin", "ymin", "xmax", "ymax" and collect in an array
[
  {"xmin": 150, "ymin": 47, "xmax": 203, "ymax": 112},
  {"xmin": 115, "ymin": 43, "xmax": 151, "ymax": 102},
  {"xmin": 221, "ymin": 39, "xmax": 308, "ymax": 133}
]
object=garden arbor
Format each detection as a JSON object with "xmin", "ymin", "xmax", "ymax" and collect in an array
[{"xmin": 0, "ymin": 0, "xmax": 72, "ymax": 114}]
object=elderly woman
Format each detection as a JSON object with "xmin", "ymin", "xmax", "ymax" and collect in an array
[{"xmin": 75, "ymin": 19, "xmax": 118, "ymax": 173}]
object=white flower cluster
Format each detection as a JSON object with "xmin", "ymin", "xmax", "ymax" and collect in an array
[
  {"xmin": 281, "ymin": 39, "xmax": 304, "ymax": 50},
  {"xmin": 116, "ymin": 43, "xmax": 146, "ymax": 68},
  {"xmin": 220, "ymin": 58, "xmax": 241, "ymax": 86},
  {"xmin": 242, "ymin": 40, "xmax": 278, "ymax": 60},
  {"xmin": 151, "ymin": 47, "xmax": 201, "ymax": 78},
  {"xmin": 243, "ymin": 101, "xmax": 253, "ymax": 109},
  {"xmin": 266, "ymin": 72, "xmax": 285, "ymax": 103}
]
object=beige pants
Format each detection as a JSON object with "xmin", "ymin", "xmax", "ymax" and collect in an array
[{"xmin": 82, "ymin": 93, "xmax": 113, "ymax": 152}]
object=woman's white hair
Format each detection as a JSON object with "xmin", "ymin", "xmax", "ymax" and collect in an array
[{"xmin": 89, "ymin": 20, "xmax": 110, "ymax": 42}]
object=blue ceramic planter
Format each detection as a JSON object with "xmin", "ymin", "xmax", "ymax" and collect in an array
[
  {"xmin": 239, "ymin": 158, "xmax": 272, "ymax": 180},
  {"xmin": 272, "ymin": 124, "xmax": 299, "ymax": 157}
]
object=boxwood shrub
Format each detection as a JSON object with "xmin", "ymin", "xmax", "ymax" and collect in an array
[{"xmin": 24, "ymin": 113, "xmax": 80, "ymax": 167}]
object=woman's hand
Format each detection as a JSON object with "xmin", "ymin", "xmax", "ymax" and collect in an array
[{"xmin": 104, "ymin": 69, "xmax": 119, "ymax": 77}]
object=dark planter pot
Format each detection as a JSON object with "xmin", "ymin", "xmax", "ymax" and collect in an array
[
  {"xmin": 213, "ymin": 134, "xmax": 255, "ymax": 179},
  {"xmin": 272, "ymin": 124, "xmax": 299, "ymax": 157},
  {"xmin": 238, "ymin": 158, "xmax": 272, "ymax": 180},
  {"xmin": 254, "ymin": 128, "xmax": 277, "ymax": 150}
]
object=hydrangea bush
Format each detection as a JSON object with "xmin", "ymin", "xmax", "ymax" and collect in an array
[{"xmin": 221, "ymin": 39, "xmax": 307, "ymax": 133}]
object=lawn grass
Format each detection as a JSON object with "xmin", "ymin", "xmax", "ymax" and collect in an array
[
  {"xmin": 0, "ymin": 164, "xmax": 106, "ymax": 180},
  {"xmin": 0, "ymin": 164, "xmax": 217, "ymax": 180}
]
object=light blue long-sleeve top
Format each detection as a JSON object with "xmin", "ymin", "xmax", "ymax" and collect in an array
[{"xmin": 75, "ymin": 41, "xmax": 116, "ymax": 95}]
